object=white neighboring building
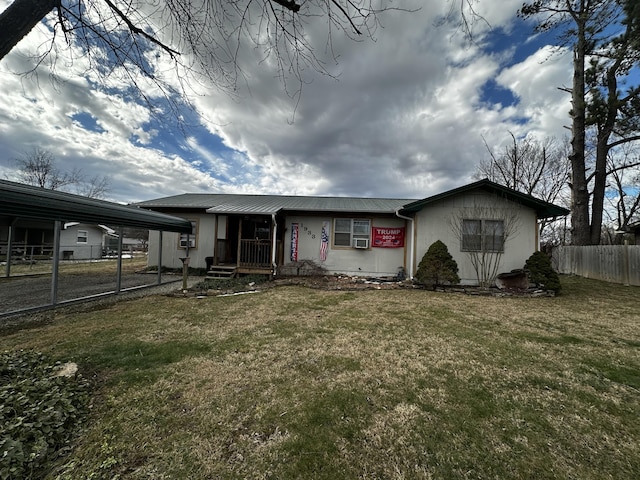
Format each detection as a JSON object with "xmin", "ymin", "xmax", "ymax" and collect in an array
[{"xmin": 60, "ymin": 223, "xmax": 113, "ymax": 260}]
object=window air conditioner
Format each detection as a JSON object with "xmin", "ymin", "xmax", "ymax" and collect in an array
[{"xmin": 353, "ymin": 238, "xmax": 369, "ymax": 249}]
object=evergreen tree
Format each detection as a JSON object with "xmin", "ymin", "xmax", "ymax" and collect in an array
[{"xmin": 415, "ymin": 240, "xmax": 460, "ymax": 289}]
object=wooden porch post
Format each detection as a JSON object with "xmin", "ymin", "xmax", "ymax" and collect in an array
[
  {"xmin": 213, "ymin": 214, "xmax": 219, "ymax": 266},
  {"xmin": 236, "ymin": 218, "xmax": 242, "ymax": 267},
  {"xmin": 271, "ymin": 214, "xmax": 277, "ymax": 276}
]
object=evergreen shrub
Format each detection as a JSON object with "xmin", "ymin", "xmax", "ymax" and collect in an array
[
  {"xmin": 415, "ymin": 240, "xmax": 460, "ymax": 289},
  {"xmin": 525, "ymin": 251, "xmax": 561, "ymax": 293}
]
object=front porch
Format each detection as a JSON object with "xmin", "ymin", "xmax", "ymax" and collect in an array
[{"xmin": 209, "ymin": 215, "xmax": 284, "ymax": 277}]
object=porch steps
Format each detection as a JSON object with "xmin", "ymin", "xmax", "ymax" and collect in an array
[{"xmin": 207, "ymin": 265, "xmax": 237, "ymax": 279}]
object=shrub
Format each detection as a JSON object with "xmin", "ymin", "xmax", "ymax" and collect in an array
[
  {"xmin": 0, "ymin": 350, "xmax": 90, "ymax": 480},
  {"xmin": 525, "ymin": 251, "xmax": 561, "ymax": 293},
  {"xmin": 415, "ymin": 240, "xmax": 460, "ymax": 289}
]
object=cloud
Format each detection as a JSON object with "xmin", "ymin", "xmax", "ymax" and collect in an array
[{"xmin": 0, "ymin": 0, "xmax": 574, "ymax": 204}]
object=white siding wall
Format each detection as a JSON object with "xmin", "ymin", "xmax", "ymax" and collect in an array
[
  {"xmin": 283, "ymin": 215, "xmax": 407, "ymax": 277},
  {"xmin": 413, "ymin": 192, "xmax": 537, "ymax": 285},
  {"xmin": 59, "ymin": 225, "xmax": 104, "ymax": 260},
  {"xmin": 148, "ymin": 213, "xmax": 217, "ymax": 269}
]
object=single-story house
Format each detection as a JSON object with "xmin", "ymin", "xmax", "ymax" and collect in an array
[
  {"xmin": 59, "ymin": 223, "xmax": 114, "ymax": 260},
  {"xmin": 0, "ymin": 218, "xmax": 55, "ymax": 258},
  {"xmin": 1, "ymin": 220, "xmax": 130, "ymax": 261},
  {"xmin": 136, "ymin": 179, "xmax": 569, "ymax": 285},
  {"xmin": 627, "ymin": 220, "xmax": 640, "ymax": 245}
]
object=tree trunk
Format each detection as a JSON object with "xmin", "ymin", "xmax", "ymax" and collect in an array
[
  {"xmin": 0, "ymin": 0, "xmax": 58, "ymax": 60},
  {"xmin": 590, "ymin": 58, "xmax": 621, "ymax": 245},
  {"xmin": 569, "ymin": 9, "xmax": 591, "ymax": 246}
]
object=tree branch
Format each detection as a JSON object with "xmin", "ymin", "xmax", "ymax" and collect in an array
[
  {"xmin": 270, "ymin": 0, "xmax": 301, "ymax": 13},
  {"xmin": 102, "ymin": 0, "xmax": 181, "ymax": 57}
]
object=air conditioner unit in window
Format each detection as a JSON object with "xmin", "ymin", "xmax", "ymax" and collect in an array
[{"xmin": 353, "ymin": 238, "xmax": 369, "ymax": 249}]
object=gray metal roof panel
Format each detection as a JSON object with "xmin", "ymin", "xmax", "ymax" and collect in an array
[
  {"xmin": 0, "ymin": 180, "xmax": 193, "ymax": 233},
  {"xmin": 138, "ymin": 194, "xmax": 416, "ymax": 214},
  {"xmin": 135, "ymin": 194, "xmax": 237, "ymax": 209},
  {"xmin": 400, "ymin": 179, "xmax": 570, "ymax": 219}
]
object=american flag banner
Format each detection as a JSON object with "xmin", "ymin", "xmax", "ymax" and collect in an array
[
  {"xmin": 320, "ymin": 221, "xmax": 329, "ymax": 261},
  {"xmin": 290, "ymin": 223, "xmax": 299, "ymax": 261}
]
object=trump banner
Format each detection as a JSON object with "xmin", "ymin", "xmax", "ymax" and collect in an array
[{"xmin": 372, "ymin": 227, "xmax": 405, "ymax": 248}]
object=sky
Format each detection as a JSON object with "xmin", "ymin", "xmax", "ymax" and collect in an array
[{"xmin": 0, "ymin": 0, "xmax": 576, "ymax": 205}]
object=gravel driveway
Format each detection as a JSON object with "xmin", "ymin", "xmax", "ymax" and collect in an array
[{"xmin": 0, "ymin": 271, "xmax": 192, "ymax": 317}]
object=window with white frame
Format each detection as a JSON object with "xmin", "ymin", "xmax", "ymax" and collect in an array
[
  {"xmin": 333, "ymin": 218, "xmax": 371, "ymax": 247},
  {"xmin": 76, "ymin": 230, "xmax": 88, "ymax": 244},
  {"xmin": 179, "ymin": 221, "xmax": 198, "ymax": 249},
  {"xmin": 461, "ymin": 219, "xmax": 504, "ymax": 252}
]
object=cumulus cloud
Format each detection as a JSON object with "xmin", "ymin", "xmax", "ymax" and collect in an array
[{"xmin": 0, "ymin": 0, "xmax": 573, "ymax": 204}]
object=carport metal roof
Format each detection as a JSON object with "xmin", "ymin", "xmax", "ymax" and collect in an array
[{"xmin": 0, "ymin": 179, "xmax": 192, "ymax": 233}]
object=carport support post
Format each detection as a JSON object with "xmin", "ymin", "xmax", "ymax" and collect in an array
[
  {"xmin": 51, "ymin": 220, "xmax": 61, "ymax": 305},
  {"xmin": 157, "ymin": 231, "xmax": 163, "ymax": 285},
  {"xmin": 5, "ymin": 223, "xmax": 14, "ymax": 277},
  {"xmin": 115, "ymin": 226, "xmax": 123, "ymax": 293}
]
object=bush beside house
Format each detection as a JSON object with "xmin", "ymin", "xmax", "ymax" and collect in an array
[
  {"xmin": 525, "ymin": 251, "xmax": 561, "ymax": 293},
  {"xmin": 415, "ymin": 240, "xmax": 460, "ymax": 289}
]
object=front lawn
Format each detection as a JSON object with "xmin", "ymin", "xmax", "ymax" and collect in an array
[{"xmin": 1, "ymin": 276, "xmax": 639, "ymax": 479}]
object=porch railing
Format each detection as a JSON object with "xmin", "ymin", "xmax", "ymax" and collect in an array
[{"xmin": 239, "ymin": 239, "xmax": 272, "ymax": 268}]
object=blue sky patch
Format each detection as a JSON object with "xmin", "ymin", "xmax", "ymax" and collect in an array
[{"xmin": 70, "ymin": 112, "xmax": 105, "ymax": 133}]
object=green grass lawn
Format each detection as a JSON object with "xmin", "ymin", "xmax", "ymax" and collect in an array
[
  {"xmin": 4, "ymin": 255, "xmax": 148, "ymax": 277},
  {"xmin": 1, "ymin": 276, "xmax": 639, "ymax": 479}
]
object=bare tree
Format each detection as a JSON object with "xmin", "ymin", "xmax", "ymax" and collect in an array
[
  {"xmin": 0, "ymin": 0, "xmax": 408, "ymax": 116},
  {"xmin": 449, "ymin": 205, "xmax": 520, "ymax": 288},
  {"xmin": 478, "ymin": 133, "xmax": 570, "ymax": 200},
  {"xmin": 477, "ymin": 133, "xmax": 571, "ymax": 244},
  {"xmin": 14, "ymin": 147, "xmax": 111, "ymax": 198},
  {"xmin": 15, "ymin": 148, "xmax": 76, "ymax": 190},
  {"xmin": 518, "ymin": 0, "xmax": 640, "ymax": 245},
  {"xmin": 604, "ymin": 144, "xmax": 640, "ymax": 235}
]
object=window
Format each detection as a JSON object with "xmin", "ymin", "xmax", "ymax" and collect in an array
[
  {"xmin": 179, "ymin": 221, "xmax": 198, "ymax": 249},
  {"xmin": 462, "ymin": 219, "xmax": 504, "ymax": 252},
  {"xmin": 77, "ymin": 230, "xmax": 88, "ymax": 244},
  {"xmin": 333, "ymin": 218, "xmax": 371, "ymax": 247}
]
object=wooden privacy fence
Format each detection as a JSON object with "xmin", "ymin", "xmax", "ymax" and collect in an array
[{"xmin": 553, "ymin": 245, "xmax": 640, "ymax": 286}]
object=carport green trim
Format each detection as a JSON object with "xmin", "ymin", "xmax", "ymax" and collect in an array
[
  {"xmin": 0, "ymin": 179, "xmax": 192, "ymax": 233},
  {"xmin": 399, "ymin": 179, "xmax": 570, "ymax": 219}
]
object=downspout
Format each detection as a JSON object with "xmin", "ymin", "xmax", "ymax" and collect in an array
[
  {"xmin": 271, "ymin": 213, "xmax": 278, "ymax": 277},
  {"xmin": 395, "ymin": 208, "xmax": 414, "ymax": 279},
  {"xmin": 157, "ymin": 231, "xmax": 163, "ymax": 285}
]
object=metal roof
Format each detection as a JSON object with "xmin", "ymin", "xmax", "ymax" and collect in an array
[
  {"xmin": 0, "ymin": 179, "xmax": 193, "ymax": 233},
  {"xmin": 136, "ymin": 180, "xmax": 570, "ymax": 220},
  {"xmin": 400, "ymin": 179, "xmax": 570, "ymax": 219},
  {"xmin": 137, "ymin": 194, "xmax": 415, "ymax": 215}
]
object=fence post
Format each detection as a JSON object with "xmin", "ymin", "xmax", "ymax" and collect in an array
[
  {"xmin": 115, "ymin": 227, "xmax": 123, "ymax": 293},
  {"xmin": 622, "ymin": 240, "xmax": 630, "ymax": 286},
  {"xmin": 51, "ymin": 221, "xmax": 61, "ymax": 306},
  {"xmin": 5, "ymin": 224, "xmax": 13, "ymax": 277}
]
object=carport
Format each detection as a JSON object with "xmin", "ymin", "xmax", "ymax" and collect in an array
[{"xmin": 0, "ymin": 179, "xmax": 193, "ymax": 317}]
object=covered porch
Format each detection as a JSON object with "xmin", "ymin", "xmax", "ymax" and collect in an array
[{"xmin": 209, "ymin": 214, "xmax": 284, "ymax": 277}]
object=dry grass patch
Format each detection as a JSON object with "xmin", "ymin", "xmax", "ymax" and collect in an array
[{"xmin": 0, "ymin": 276, "xmax": 638, "ymax": 479}]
